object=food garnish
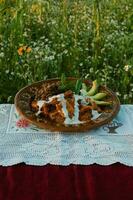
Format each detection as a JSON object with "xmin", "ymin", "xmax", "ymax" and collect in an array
[{"xmin": 30, "ymin": 77, "xmax": 112, "ymax": 126}]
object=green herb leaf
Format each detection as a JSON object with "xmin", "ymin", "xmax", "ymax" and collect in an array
[
  {"xmin": 82, "ymin": 83, "xmax": 88, "ymax": 91},
  {"xmin": 61, "ymin": 73, "xmax": 66, "ymax": 85},
  {"xmin": 75, "ymin": 79, "xmax": 82, "ymax": 94}
]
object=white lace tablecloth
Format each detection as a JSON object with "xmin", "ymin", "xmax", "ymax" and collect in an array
[{"xmin": 0, "ymin": 104, "xmax": 133, "ymax": 166}]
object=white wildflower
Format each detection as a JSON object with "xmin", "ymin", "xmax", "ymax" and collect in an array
[
  {"xmin": 89, "ymin": 68, "xmax": 93, "ymax": 73},
  {"xmin": 85, "ymin": 74, "xmax": 89, "ymax": 79},
  {"xmin": 11, "ymin": 72, "xmax": 14, "ymax": 75},
  {"xmin": 49, "ymin": 55, "xmax": 55, "ymax": 60},
  {"xmin": 35, "ymin": 55, "xmax": 39, "ymax": 59},
  {"xmin": 61, "ymin": 44, "xmax": 65, "ymax": 48},
  {"xmin": 0, "ymin": 52, "xmax": 4, "ymax": 58},
  {"xmin": 5, "ymin": 70, "xmax": 9, "ymax": 74},
  {"xmin": 51, "ymin": 20, "xmax": 56, "ymax": 25},
  {"xmin": 63, "ymin": 50, "xmax": 68, "ymax": 54},
  {"xmin": 116, "ymin": 92, "xmax": 120, "ymax": 96},
  {"xmin": 35, "ymin": 47, "xmax": 40, "ymax": 51},
  {"xmin": 23, "ymin": 32, "xmax": 28, "ymax": 37},
  {"xmin": 79, "ymin": 63, "xmax": 83, "ymax": 66},
  {"xmin": 41, "ymin": 36, "xmax": 45, "ymax": 39},
  {"xmin": 45, "ymin": 55, "xmax": 54, "ymax": 61},
  {"xmin": 38, "ymin": 51, "xmax": 44, "ymax": 56},
  {"xmin": 129, "ymin": 93, "xmax": 132, "ymax": 98},
  {"xmin": 124, "ymin": 65, "xmax": 131, "ymax": 72},
  {"xmin": 124, "ymin": 94, "xmax": 128, "ymax": 100}
]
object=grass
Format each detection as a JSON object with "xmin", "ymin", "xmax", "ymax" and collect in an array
[{"xmin": 0, "ymin": 0, "xmax": 133, "ymax": 104}]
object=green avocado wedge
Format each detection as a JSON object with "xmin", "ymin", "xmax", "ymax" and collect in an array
[
  {"xmin": 91, "ymin": 92, "xmax": 107, "ymax": 100},
  {"xmin": 87, "ymin": 80, "xmax": 99, "ymax": 96},
  {"xmin": 92, "ymin": 100, "xmax": 112, "ymax": 105}
]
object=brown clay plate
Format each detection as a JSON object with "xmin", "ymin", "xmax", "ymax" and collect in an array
[{"xmin": 14, "ymin": 78, "xmax": 120, "ymax": 132}]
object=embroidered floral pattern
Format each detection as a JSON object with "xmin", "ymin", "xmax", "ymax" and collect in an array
[
  {"xmin": 16, "ymin": 118, "xmax": 29, "ymax": 128},
  {"xmin": 103, "ymin": 120, "xmax": 123, "ymax": 134}
]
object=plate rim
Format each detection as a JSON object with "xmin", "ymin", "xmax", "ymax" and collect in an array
[{"xmin": 14, "ymin": 77, "xmax": 120, "ymax": 132}]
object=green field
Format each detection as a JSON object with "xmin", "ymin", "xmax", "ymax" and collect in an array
[{"xmin": 0, "ymin": 0, "xmax": 133, "ymax": 103}]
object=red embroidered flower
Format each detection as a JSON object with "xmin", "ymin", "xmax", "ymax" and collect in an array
[{"xmin": 16, "ymin": 118, "xmax": 29, "ymax": 128}]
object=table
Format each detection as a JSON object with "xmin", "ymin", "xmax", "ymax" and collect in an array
[
  {"xmin": 1, "ymin": 163, "xmax": 133, "ymax": 200},
  {"xmin": 1, "ymin": 104, "xmax": 133, "ymax": 199}
]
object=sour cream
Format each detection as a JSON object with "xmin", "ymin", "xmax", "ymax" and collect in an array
[
  {"xmin": 35, "ymin": 93, "xmax": 100, "ymax": 124},
  {"xmin": 36, "ymin": 100, "xmax": 46, "ymax": 116}
]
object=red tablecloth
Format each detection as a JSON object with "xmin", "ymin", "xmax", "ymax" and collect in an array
[{"xmin": 1, "ymin": 163, "xmax": 133, "ymax": 200}]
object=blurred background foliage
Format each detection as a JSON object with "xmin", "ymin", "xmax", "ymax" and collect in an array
[{"xmin": 0, "ymin": 0, "xmax": 133, "ymax": 103}]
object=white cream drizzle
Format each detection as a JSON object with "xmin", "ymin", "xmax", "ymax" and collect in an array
[
  {"xmin": 35, "ymin": 93, "xmax": 101, "ymax": 124},
  {"xmin": 91, "ymin": 110, "xmax": 101, "ymax": 120},
  {"xmin": 36, "ymin": 100, "xmax": 46, "ymax": 116}
]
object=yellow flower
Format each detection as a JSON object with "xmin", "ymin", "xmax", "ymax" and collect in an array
[
  {"xmin": 18, "ymin": 46, "xmax": 32, "ymax": 56},
  {"xmin": 18, "ymin": 47, "xmax": 24, "ymax": 56},
  {"xmin": 31, "ymin": 4, "xmax": 41, "ymax": 14},
  {"xmin": 26, "ymin": 47, "xmax": 32, "ymax": 53},
  {"xmin": 23, "ymin": 46, "xmax": 27, "ymax": 51},
  {"xmin": 0, "ymin": 0, "xmax": 5, "ymax": 3}
]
